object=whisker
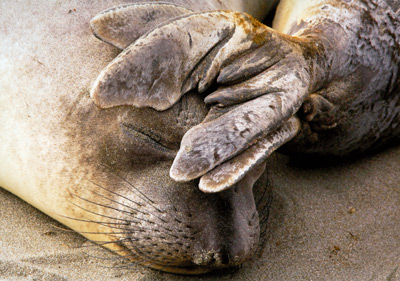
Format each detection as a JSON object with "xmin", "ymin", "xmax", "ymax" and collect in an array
[
  {"xmin": 66, "ymin": 199, "xmax": 133, "ymax": 223},
  {"xmin": 94, "ymin": 246, "xmax": 174, "ymax": 269},
  {"xmin": 124, "ymin": 241, "xmax": 170, "ymax": 267},
  {"xmin": 87, "ymin": 250, "xmax": 177, "ymax": 265},
  {"xmin": 70, "ymin": 192, "xmax": 184, "ymax": 239},
  {"xmin": 104, "ymin": 258, "xmax": 176, "ymax": 270},
  {"xmin": 60, "ymin": 214, "xmax": 126, "ymax": 226},
  {"xmin": 60, "ymin": 213, "xmax": 178, "ymax": 243},
  {"xmin": 256, "ymin": 172, "xmax": 271, "ymax": 208},
  {"xmin": 88, "ymin": 166, "xmax": 196, "ymax": 238},
  {"xmin": 62, "ymin": 200, "xmax": 152, "ymax": 234},
  {"xmin": 71, "ymin": 230, "xmax": 147, "ymax": 235},
  {"xmin": 63, "ymin": 220, "xmax": 137, "ymax": 232},
  {"xmin": 88, "ymin": 238, "xmax": 134, "ymax": 248},
  {"xmin": 97, "ymin": 264, "xmax": 135, "ymax": 270},
  {"xmin": 86, "ymin": 179, "xmax": 148, "ymax": 215},
  {"xmin": 259, "ymin": 213, "xmax": 270, "ymax": 226},
  {"xmin": 84, "ymin": 180, "xmax": 172, "ymax": 227},
  {"xmin": 96, "ymin": 261, "xmax": 149, "ymax": 270},
  {"xmin": 71, "ymin": 193, "xmax": 145, "ymax": 222},
  {"xmin": 83, "ymin": 251, "xmax": 140, "ymax": 261},
  {"xmin": 79, "ymin": 241, "xmax": 172, "ymax": 270},
  {"xmin": 259, "ymin": 229, "xmax": 268, "ymax": 238},
  {"xmin": 82, "ymin": 248, "xmax": 158, "ymax": 269},
  {"xmin": 157, "ymin": 184, "xmax": 196, "ymax": 232},
  {"xmin": 98, "ymin": 163, "xmax": 161, "ymax": 211},
  {"xmin": 68, "ymin": 227, "xmax": 184, "ymax": 266},
  {"xmin": 47, "ymin": 224, "xmax": 77, "ymax": 234},
  {"xmin": 79, "ymin": 238, "xmax": 128, "ymax": 247}
]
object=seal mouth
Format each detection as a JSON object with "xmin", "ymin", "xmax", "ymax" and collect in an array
[
  {"xmin": 140, "ymin": 253, "xmax": 246, "ymax": 275},
  {"xmin": 147, "ymin": 263, "xmax": 213, "ymax": 275}
]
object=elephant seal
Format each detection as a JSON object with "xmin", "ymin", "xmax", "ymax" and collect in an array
[
  {"xmin": 0, "ymin": 0, "xmax": 275, "ymax": 275},
  {"xmin": 1, "ymin": 0, "xmax": 399, "ymax": 276}
]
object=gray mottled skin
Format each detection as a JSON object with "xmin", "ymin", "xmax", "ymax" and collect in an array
[{"xmin": 284, "ymin": 0, "xmax": 400, "ymax": 156}]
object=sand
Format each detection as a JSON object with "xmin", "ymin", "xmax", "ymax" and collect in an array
[{"xmin": 1, "ymin": 145, "xmax": 399, "ymax": 281}]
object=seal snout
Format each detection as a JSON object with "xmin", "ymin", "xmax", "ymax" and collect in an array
[
  {"xmin": 188, "ymin": 189, "xmax": 260, "ymax": 269},
  {"xmin": 191, "ymin": 242, "xmax": 252, "ymax": 268},
  {"xmin": 192, "ymin": 250, "xmax": 234, "ymax": 267}
]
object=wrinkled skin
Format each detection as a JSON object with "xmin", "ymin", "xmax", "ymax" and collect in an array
[{"xmin": 91, "ymin": 0, "xmax": 400, "ymax": 192}]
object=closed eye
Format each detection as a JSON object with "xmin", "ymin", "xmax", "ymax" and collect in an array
[{"xmin": 120, "ymin": 122, "xmax": 177, "ymax": 154}]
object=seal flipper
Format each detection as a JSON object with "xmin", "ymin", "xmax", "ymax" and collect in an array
[
  {"xmin": 91, "ymin": 11, "xmax": 281, "ymax": 111},
  {"xmin": 90, "ymin": 3, "xmax": 193, "ymax": 50},
  {"xmin": 198, "ymin": 117, "xmax": 300, "ymax": 193},
  {"xmin": 91, "ymin": 11, "xmax": 240, "ymax": 111}
]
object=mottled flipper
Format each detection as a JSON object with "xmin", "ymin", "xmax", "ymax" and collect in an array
[
  {"xmin": 198, "ymin": 117, "xmax": 300, "ymax": 193},
  {"xmin": 90, "ymin": 3, "xmax": 193, "ymax": 50},
  {"xmin": 90, "ymin": 10, "xmax": 315, "ymax": 189},
  {"xmin": 91, "ymin": 11, "xmax": 267, "ymax": 110}
]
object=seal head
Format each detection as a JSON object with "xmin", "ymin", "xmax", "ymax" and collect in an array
[{"xmin": 65, "ymin": 91, "xmax": 269, "ymax": 274}]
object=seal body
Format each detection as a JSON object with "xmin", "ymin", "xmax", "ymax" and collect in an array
[{"xmin": 1, "ymin": 0, "xmax": 399, "ymax": 275}]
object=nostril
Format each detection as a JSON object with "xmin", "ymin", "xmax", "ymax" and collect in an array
[
  {"xmin": 211, "ymin": 251, "xmax": 230, "ymax": 266},
  {"xmin": 192, "ymin": 250, "xmax": 235, "ymax": 267},
  {"xmin": 219, "ymin": 252, "xmax": 230, "ymax": 265}
]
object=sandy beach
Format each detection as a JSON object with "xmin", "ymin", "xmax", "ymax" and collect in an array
[{"xmin": 1, "ymin": 145, "xmax": 399, "ymax": 281}]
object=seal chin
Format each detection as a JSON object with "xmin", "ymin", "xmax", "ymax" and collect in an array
[
  {"xmin": 147, "ymin": 264, "xmax": 213, "ymax": 275},
  {"xmin": 127, "ymin": 246, "xmax": 255, "ymax": 275},
  {"xmin": 141, "ymin": 257, "xmax": 244, "ymax": 275}
]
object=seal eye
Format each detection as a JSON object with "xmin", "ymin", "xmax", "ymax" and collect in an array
[
  {"xmin": 119, "ymin": 122, "xmax": 177, "ymax": 160},
  {"xmin": 114, "ymin": 92, "xmax": 207, "ymax": 164}
]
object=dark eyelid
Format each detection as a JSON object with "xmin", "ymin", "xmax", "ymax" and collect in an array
[{"xmin": 120, "ymin": 123, "xmax": 176, "ymax": 153}]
